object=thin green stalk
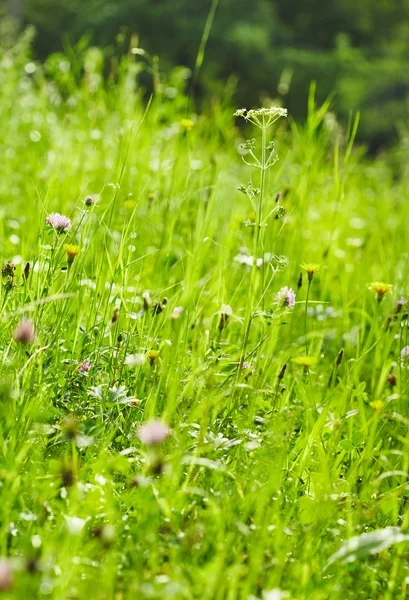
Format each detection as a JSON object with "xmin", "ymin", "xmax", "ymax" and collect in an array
[{"xmin": 305, "ymin": 279, "xmax": 311, "ymax": 354}]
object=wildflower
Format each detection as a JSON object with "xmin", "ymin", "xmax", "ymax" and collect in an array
[
  {"xmin": 180, "ymin": 118, "xmax": 194, "ymax": 132},
  {"xmin": 292, "ymin": 355, "xmax": 318, "ymax": 368},
  {"xmin": 0, "ymin": 559, "xmax": 13, "ymax": 591},
  {"xmin": 45, "ymin": 212, "xmax": 71, "ymax": 233},
  {"xmin": 124, "ymin": 353, "xmax": 146, "ymax": 367},
  {"xmin": 368, "ymin": 282, "xmax": 393, "ymax": 302},
  {"xmin": 137, "ymin": 419, "xmax": 170, "ymax": 446},
  {"xmin": 275, "ymin": 286, "xmax": 296, "ymax": 309},
  {"xmin": 401, "ymin": 346, "xmax": 409, "ymax": 360},
  {"xmin": 218, "ymin": 304, "xmax": 233, "ymax": 331},
  {"xmin": 370, "ymin": 399, "xmax": 385, "ymax": 411},
  {"xmin": 13, "ymin": 319, "xmax": 35, "ymax": 344},
  {"xmin": 78, "ymin": 359, "xmax": 92, "ymax": 373},
  {"xmin": 148, "ymin": 350, "xmax": 160, "ymax": 365},
  {"xmin": 64, "ymin": 244, "xmax": 80, "ymax": 264},
  {"xmin": 234, "ymin": 107, "xmax": 287, "ymax": 128},
  {"xmin": 300, "ymin": 263, "xmax": 320, "ymax": 282},
  {"xmin": 171, "ymin": 306, "xmax": 183, "ymax": 320}
]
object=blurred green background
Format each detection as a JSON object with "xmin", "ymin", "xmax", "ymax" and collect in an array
[{"xmin": 4, "ymin": 0, "xmax": 409, "ymax": 149}]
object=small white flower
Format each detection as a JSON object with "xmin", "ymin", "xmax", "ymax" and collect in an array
[
  {"xmin": 64, "ymin": 516, "xmax": 87, "ymax": 535},
  {"xmin": 125, "ymin": 353, "xmax": 146, "ymax": 367}
]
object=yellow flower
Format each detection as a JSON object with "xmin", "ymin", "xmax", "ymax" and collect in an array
[
  {"xmin": 148, "ymin": 349, "xmax": 160, "ymax": 364},
  {"xmin": 370, "ymin": 399, "xmax": 385, "ymax": 411},
  {"xmin": 292, "ymin": 355, "xmax": 318, "ymax": 368},
  {"xmin": 64, "ymin": 244, "xmax": 80, "ymax": 264},
  {"xmin": 300, "ymin": 263, "xmax": 320, "ymax": 282},
  {"xmin": 368, "ymin": 282, "xmax": 393, "ymax": 301},
  {"xmin": 180, "ymin": 118, "xmax": 194, "ymax": 132}
]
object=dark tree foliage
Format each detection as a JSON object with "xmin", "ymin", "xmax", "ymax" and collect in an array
[{"xmin": 11, "ymin": 0, "xmax": 409, "ymax": 146}]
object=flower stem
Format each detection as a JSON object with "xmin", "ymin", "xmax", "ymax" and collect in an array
[{"xmin": 305, "ymin": 279, "xmax": 311, "ymax": 355}]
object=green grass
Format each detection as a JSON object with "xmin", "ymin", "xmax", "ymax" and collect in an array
[{"xmin": 2, "ymin": 28, "xmax": 409, "ymax": 600}]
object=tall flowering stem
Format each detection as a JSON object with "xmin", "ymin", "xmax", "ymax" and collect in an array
[
  {"xmin": 300, "ymin": 263, "xmax": 320, "ymax": 354},
  {"xmin": 235, "ymin": 107, "xmax": 287, "ymax": 366}
]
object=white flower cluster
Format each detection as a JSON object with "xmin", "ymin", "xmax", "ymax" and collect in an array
[{"xmin": 234, "ymin": 107, "xmax": 287, "ymax": 128}]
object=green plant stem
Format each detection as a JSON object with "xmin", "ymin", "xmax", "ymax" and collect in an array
[
  {"xmin": 305, "ymin": 279, "xmax": 311, "ymax": 354},
  {"xmin": 238, "ymin": 125, "xmax": 268, "ymax": 370}
]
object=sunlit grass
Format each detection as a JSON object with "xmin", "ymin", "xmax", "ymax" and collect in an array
[{"xmin": 1, "ymin": 28, "xmax": 409, "ymax": 600}]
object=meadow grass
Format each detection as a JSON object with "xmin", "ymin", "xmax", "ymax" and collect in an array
[{"xmin": 2, "ymin": 29, "xmax": 409, "ymax": 600}]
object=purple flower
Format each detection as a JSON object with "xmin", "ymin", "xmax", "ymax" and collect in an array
[
  {"xmin": 0, "ymin": 559, "xmax": 13, "ymax": 591},
  {"xmin": 13, "ymin": 319, "xmax": 36, "ymax": 344},
  {"xmin": 137, "ymin": 420, "xmax": 170, "ymax": 446},
  {"xmin": 171, "ymin": 306, "xmax": 183, "ymax": 320},
  {"xmin": 78, "ymin": 359, "xmax": 92, "ymax": 373},
  {"xmin": 401, "ymin": 346, "xmax": 409, "ymax": 359},
  {"xmin": 45, "ymin": 212, "xmax": 71, "ymax": 233},
  {"xmin": 275, "ymin": 286, "xmax": 296, "ymax": 309}
]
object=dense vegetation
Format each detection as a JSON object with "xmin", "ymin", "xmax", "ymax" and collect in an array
[
  {"xmin": 5, "ymin": 0, "xmax": 409, "ymax": 147},
  {"xmin": 1, "ymin": 23, "xmax": 409, "ymax": 600}
]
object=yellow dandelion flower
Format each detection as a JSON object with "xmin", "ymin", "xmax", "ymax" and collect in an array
[
  {"xmin": 64, "ymin": 244, "xmax": 80, "ymax": 264},
  {"xmin": 180, "ymin": 118, "xmax": 194, "ymax": 132},
  {"xmin": 369, "ymin": 399, "xmax": 385, "ymax": 411},
  {"xmin": 292, "ymin": 355, "xmax": 318, "ymax": 368},
  {"xmin": 368, "ymin": 282, "xmax": 393, "ymax": 301},
  {"xmin": 300, "ymin": 263, "xmax": 320, "ymax": 282},
  {"xmin": 148, "ymin": 349, "xmax": 160, "ymax": 364}
]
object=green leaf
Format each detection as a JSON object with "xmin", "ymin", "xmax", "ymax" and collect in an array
[
  {"xmin": 351, "ymin": 430, "xmax": 364, "ymax": 446},
  {"xmin": 339, "ymin": 439, "xmax": 354, "ymax": 451},
  {"xmin": 325, "ymin": 527, "xmax": 409, "ymax": 569}
]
